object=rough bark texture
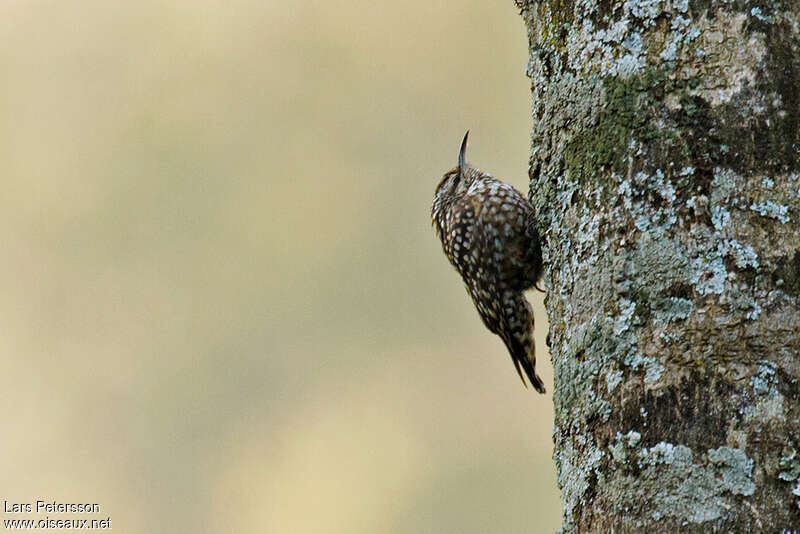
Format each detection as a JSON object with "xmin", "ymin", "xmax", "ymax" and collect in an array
[{"xmin": 516, "ymin": 0, "xmax": 800, "ymax": 531}]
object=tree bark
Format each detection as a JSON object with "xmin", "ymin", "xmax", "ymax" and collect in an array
[{"xmin": 516, "ymin": 0, "xmax": 800, "ymax": 531}]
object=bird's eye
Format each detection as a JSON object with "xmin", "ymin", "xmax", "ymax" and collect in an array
[{"xmin": 452, "ymin": 172, "xmax": 461, "ymax": 188}]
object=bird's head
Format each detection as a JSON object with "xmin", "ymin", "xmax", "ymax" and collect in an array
[{"xmin": 432, "ymin": 131, "xmax": 476, "ymax": 234}]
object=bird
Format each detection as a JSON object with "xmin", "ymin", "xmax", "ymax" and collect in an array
[{"xmin": 431, "ymin": 131, "xmax": 546, "ymax": 393}]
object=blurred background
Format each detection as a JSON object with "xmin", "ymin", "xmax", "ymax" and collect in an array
[{"xmin": 0, "ymin": 0, "xmax": 559, "ymax": 531}]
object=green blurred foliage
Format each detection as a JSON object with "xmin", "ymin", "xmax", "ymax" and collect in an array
[{"xmin": 0, "ymin": 0, "xmax": 560, "ymax": 532}]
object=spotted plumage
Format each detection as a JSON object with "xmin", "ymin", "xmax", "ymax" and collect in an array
[{"xmin": 431, "ymin": 132, "xmax": 545, "ymax": 393}]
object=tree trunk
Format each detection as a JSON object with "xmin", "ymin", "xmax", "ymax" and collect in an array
[{"xmin": 515, "ymin": 0, "xmax": 800, "ymax": 531}]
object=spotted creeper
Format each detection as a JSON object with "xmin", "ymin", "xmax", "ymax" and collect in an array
[{"xmin": 431, "ymin": 132, "xmax": 545, "ymax": 392}]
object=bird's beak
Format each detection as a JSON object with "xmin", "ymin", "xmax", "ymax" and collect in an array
[{"xmin": 458, "ymin": 130, "xmax": 469, "ymax": 169}]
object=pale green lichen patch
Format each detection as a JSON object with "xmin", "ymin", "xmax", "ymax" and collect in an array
[
  {"xmin": 750, "ymin": 200, "xmax": 791, "ymax": 223},
  {"xmin": 745, "ymin": 360, "xmax": 786, "ymax": 421},
  {"xmin": 609, "ymin": 430, "xmax": 642, "ymax": 463},
  {"xmin": 606, "ymin": 443, "xmax": 757, "ymax": 523},
  {"xmin": 711, "ymin": 205, "xmax": 731, "ymax": 230},
  {"xmin": 637, "ymin": 441, "xmax": 693, "ymax": 468},
  {"xmin": 613, "ymin": 299, "xmax": 636, "ymax": 335},
  {"xmin": 751, "ymin": 6, "xmax": 777, "ymax": 24},
  {"xmin": 720, "ymin": 239, "xmax": 760, "ymax": 270},
  {"xmin": 750, "ymin": 361, "xmax": 777, "ymax": 394},
  {"xmin": 605, "ymin": 368, "xmax": 623, "ymax": 393},
  {"xmin": 690, "ymin": 255, "xmax": 727, "ymax": 295},
  {"xmin": 624, "ymin": 349, "xmax": 664, "ymax": 383},
  {"xmin": 554, "ymin": 320, "xmax": 613, "ymax": 420},
  {"xmin": 653, "ymin": 297, "xmax": 693, "ymax": 324},
  {"xmin": 745, "ymin": 385, "xmax": 784, "ymax": 424},
  {"xmin": 675, "ymin": 12, "xmax": 767, "ymax": 107},
  {"xmin": 794, "ymin": 483, "xmax": 800, "ymax": 510},
  {"xmin": 779, "ymin": 447, "xmax": 800, "ymax": 482},
  {"xmin": 707, "ymin": 447, "xmax": 757, "ymax": 496},
  {"xmin": 554, "ymin": 429, "xmax": 606, "ymax": 528}
]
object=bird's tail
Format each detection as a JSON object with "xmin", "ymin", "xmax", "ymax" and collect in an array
[
  {"xmin": 512, "ymin": 347, "xmax": 546, "ymax": 394},
  {"xmin": 503, "ymin": 291, "xmax": 546, "ymax": 394}
]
